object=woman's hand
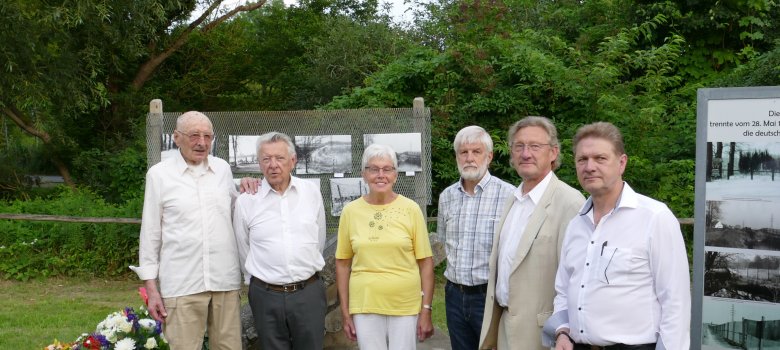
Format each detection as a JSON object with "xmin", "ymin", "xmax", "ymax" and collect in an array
[
  {"xmin": 342, "ymin": 313, "xmax": 357, "ymax": 341},
  {"xmin": 417, "ymin": 309, "xmax": 434, "ymax": 341}
]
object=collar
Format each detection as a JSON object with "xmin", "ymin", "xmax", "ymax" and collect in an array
[
  {"xmin": 578, "ymin": 182, "xmax": 636, "ymax": 216},
  {"xmin": 259, "ymin": 175, "xmax": 299, "ymax": 197},
  {"xmin": 516, "ymin": 171, "xmax": 554, "ymax": 204},
  {"xmin": 458, "ymin": 171, "xmax": 493, "ymax": 194},
  {"xmin": 173, "ymin": 151, "xmax": 212, "ymax": 175}
]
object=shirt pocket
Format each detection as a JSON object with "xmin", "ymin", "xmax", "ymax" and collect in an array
[
  {"xmin": 597, "ymin": 246, "xmax": 631, "ymax": 285},
  {"xmin": 202, "ymin": 188, "xmax": 231, "ymax": 218}
]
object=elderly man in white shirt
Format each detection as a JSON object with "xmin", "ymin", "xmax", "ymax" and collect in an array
[
  {"xmin": 131, "ymin": 111, "xmax": 242, "ymax": 349},
  {"xmin": 545, "ymin": 122, "xmax": 690, "ymax": 350},
  {"xmin": 233, "ymin": 131, "xmax": 327, "ymax": 350}
]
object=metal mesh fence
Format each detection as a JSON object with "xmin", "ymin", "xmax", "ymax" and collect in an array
[
  {"xmin": 145, "ymin": 100, "xmax": 432, "ymax": 241},
  {"xmin": 708, "ymin": 318, "xmax": 780, "ymax": 349}
]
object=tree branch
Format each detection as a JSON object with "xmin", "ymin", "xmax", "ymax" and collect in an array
[
  {"xmin": 130, "ymin": 0, "xmax": 266, "ymax": 90},
  {"xmin": 1, "ymin": 105, "xmax": 51, "ymax": 143},
  {"xmin": 1, "ymin": 103, "xmax": 75, "ymax": 187}
]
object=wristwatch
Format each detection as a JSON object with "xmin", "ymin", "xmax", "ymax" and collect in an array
[
  {"xmin": 422, "ymin": 304, "xmax": 433, "ymax": 311},
  {"xmin": 555, "ymin": 331, "xmax": 575, "ymax": 346}
]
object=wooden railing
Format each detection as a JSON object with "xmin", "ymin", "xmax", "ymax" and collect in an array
[{"xmin": 0, "ymin": 213, "xmax": 694, "ymax": 225}]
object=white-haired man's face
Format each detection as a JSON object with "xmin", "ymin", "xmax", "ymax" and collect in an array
[{"xmin": 456, "ymin": 141, "xmax": 492, "ymax": 182}]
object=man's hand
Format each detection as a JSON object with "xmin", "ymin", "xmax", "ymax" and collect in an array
[
  {"xmin": 239, "ymin": 177, "xmax": 260, "ymax": 194},
  {"xmin": 417, "ymin": 309, "xmax": 434, "ymax": 341},
  {"xmin": 555, "ymin": 331, "xmax": 574, "ymax": 350},
  {"xmin": 143, "ymin": 282, "xmax": 167, "ymax": 323},
  {"xmin": 342, "ymin": 314, "xmax": 357, "ymax": 341}
]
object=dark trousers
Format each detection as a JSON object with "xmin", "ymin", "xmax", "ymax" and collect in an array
[
  {"xmin": 445, "ymin": 280, "xmax": 488, "ymax": 350},
  {"xmin": 248, "ymin": 276, "xmax": 326, "ymax": 350}
]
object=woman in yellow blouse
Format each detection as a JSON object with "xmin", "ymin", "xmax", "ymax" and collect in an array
[{"xmin": 335, "ymin": 143, "xmax": 435, "ymax": 350}]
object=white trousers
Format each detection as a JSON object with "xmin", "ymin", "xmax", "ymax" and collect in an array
[{"xmin": 353, "ymin": 313, "xmax": 418, "ymax": 350}]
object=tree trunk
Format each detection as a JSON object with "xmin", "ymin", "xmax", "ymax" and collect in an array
[
  {"xmin": 707, "ymin": 142, "xmax": 713, "ymax": 182},
  {"xmin": 715, "ymin": 142, "xmax": 723, "ymax": 179},
  {"xmin": 728, "ymin": 142, "xmax": 735, "ymax": 179},
  {"xmin": 1, "ymin": 105, "xmax": 76, "ymax": 188}
]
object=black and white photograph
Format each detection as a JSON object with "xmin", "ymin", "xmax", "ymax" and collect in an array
[
  {"xmin": 161, "ymin": 133, "xmax": 217, "ymax": 161},
  {"xmin": 294, "ymin": 135, "xmax": 352, "ymax": 174},
  {"xmin": 705, "ymin": 200, "xmax": 780, "ymax": 251},
  {"xmin": 704, "ymin": 249, "xmax": 780, "ymax": 304},
  {"xmin": 228, "ymin": 135, "xmax": 261, "ymax": 173},
  {"xmin": 701, "ymin": 297, "xmax": 780, "ymax": 349},
  {"xmin": 363, "ymin": 133, "xmax": 422, "ymax": 172},
  {"xmin": 706, "ymin": 142, "xmax": 780, "ymax": 201},
  {"xmin": 329, "ymin": 177, "xmax": 369, "ymax": 216}
]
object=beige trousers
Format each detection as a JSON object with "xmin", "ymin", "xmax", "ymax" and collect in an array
[{"xmin": 163, "ymin": 290, "xmax": 241, "ymax": 350}]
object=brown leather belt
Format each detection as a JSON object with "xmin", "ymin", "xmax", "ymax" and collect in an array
[
  {"xmin": 251, "ymin": 273, "xmax": 318, "ymax": 293},
  {"xmin": 446, "ymin": 280, "xmax": 488, "ymax": 294}
]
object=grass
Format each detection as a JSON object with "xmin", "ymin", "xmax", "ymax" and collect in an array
[
  {"xmin": 0, "ymin": 273, "xmax": 449, "ymax": 349},
  {"xmin": 432, "ymin": 271, "xmax": 448, "ymax": 333},
  {"xmin": 0, "ymin": 277, "xmax": 143, "ymax": 349}
]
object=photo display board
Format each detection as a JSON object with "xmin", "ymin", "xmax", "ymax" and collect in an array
[{"xmin": 694, "ymin": 87, "xmax": 780, "ymax": 350}]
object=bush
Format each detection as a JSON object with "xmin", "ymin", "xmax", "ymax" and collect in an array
[
  {"xmin": 72, "ymin": 143, "xmax": 146, "ymax": 204},
  {"xmin": 0, "ymin": 187, "xmax": 141, "ymax": 281}
]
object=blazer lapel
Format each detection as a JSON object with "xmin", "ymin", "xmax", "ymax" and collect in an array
[{"xmin": 509, "ymin": 175, "xmax": 560, "ymax": 273}]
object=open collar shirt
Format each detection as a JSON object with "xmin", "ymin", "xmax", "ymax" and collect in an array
[
  {"xmin": 551, "ymin": 183, "xmax": 690, "ymax": 349},
  {"xmin": 495, "ymin": 171, "xmax": 553, "ymax": 306},
  {"xmin": 131, "ymin": 152, "xmax": 241, "ymax": 298},
  {"xmin": 233, "ymin": 176, "xmax": 326, "ymax": 285},
  {"xmin": 438, "ymin": 172, "xmax": 514, "ymax": 286}
]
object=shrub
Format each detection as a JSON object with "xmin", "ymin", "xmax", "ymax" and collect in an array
[{"xmin": 0, "ymin": 187, "xmax": 141, "ymax": 281}]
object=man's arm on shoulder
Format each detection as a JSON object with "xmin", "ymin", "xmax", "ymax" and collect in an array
[
  {"xmin": 232, "ymin": 196, "xmax": 251, "ymax": 285},
  {"xmin": 238, "ymin": 177, "xmax": 261, "ymax": 194}
]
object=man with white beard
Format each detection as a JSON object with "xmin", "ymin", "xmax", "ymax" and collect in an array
[{"xmin": 437, "ymin": 125, "xmax": 515, "ymax": 350}]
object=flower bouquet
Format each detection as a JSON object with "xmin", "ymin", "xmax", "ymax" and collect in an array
[{"xmin": 45, "ymin": 288, "xmax": 169, "ymax": 350}]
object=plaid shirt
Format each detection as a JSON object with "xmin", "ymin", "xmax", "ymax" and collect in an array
[{"xmin": 437, "ymin": 172, "xmax": 515, "ymax": 286}]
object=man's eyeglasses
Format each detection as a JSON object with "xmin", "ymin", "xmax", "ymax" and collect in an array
[
  {"xmin": 261, "ymin": 156, "xmax": 288, "ymax": 165},
  {"xmin": 511, "ymin": 143, "xmax": 550, "ymax": 153},
  {"xmin": 176, "ymin": 130, "xmax": 214, "ymax": 143},
  {"xmin": 364, "ymin": 166, "xmax": 396, "ymax": 175}
]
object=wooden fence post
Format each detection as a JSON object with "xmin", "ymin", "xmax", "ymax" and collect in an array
[
  {"xmin": 147, "ymin": 99, "xmax": 163, "ymax": 169},
  {"xmin": 412, "ymin": 97, "xmax": 428, "ymax": 211}
]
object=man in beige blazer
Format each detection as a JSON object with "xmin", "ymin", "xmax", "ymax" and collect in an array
[{"xmin": 479, "ymin": 116, "xmax": 584, "ymax": 350}]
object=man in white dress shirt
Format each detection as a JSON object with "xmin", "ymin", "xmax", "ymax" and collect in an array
[
  {"xmin": 545, "ymin": 122, "xmax": 690, "ymax": 350},
  {"xmin": 233, "ymin": 131, "xmax": 327, "ymax": 349},
  {"xmin": 131, "ymin": 111, "xmax": 242, "ymax": 349}
]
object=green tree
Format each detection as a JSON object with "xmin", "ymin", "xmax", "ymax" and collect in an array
[{"xmin": 0, "ymin": 0, "xmax": 264, "ymax": 188}]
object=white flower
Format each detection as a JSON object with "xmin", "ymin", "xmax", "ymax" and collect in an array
[
  {"xmin": 100, "ymin": 328, "xmax": 118, "ymax": 343},
  {"xmin": 144, "ymin": 337, "xmax": 158, "ymax": 349},
  {"xmin": 115, "ymin": 338, "xmax": 136, "ymax": 350},
  {"xmin": 117, "ymin": 317, "xmax": 133, "ymax": 333},
  {"xmin": 139, "ymin": 318, "xmax": 156, "ymax": 331}
]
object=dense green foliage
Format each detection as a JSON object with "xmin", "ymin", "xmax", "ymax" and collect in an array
[
  {"xmin": 0, "ymin": 189, "xmax": 142, "ymax": 280},
  {"xmin": 1, "ymin": 0, "xmax": 780, "ymax": 279}
]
